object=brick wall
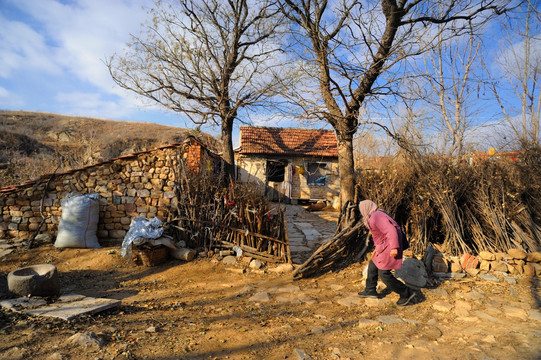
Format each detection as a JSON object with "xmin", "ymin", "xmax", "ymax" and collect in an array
[{"xmin": 0, "ymin": 138, "xmax": 219, "ymax": 244}]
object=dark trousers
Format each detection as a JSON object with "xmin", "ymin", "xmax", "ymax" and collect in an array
[{"xmin": 365, "ymin": 259, "xmax": 409, "ymax": 298}]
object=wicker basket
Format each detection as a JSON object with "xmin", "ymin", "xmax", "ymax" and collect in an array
[{"xmin": 135, "ymin": 245, "xmax": 169, "ymax": 267}]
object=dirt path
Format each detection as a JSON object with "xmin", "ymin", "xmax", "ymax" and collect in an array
[{"xmin": 1, "ymin": 242, "xmax": 540, "ymax": 360}]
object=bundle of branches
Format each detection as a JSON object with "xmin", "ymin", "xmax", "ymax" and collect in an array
[
  {"xmin": 292, "ymin": 201, "xmax": 368, "ymax": 279},
  {"xmin": 171, "ymin": 153, "xmax": 288, "ymax": 261},
  {"xmin": 355, "ymin": 147, "xmax": 541, "ymax": 257}
]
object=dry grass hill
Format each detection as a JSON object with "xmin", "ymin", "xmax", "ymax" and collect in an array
[{"xmin": 0, "ymin": 110, "xmax": 220, "ymax": 187}]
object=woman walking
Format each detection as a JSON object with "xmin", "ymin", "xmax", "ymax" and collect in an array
[{"xmin": 357, "ymin": 200, "xmax": 415, "ymax": 306}]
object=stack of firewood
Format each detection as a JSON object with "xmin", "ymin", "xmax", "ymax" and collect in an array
[{"xmin": 169, "ymin": 155, "xmax": 290, "ymax": 262}]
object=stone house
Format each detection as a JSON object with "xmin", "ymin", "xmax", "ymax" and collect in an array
[
  {"xmin": 235, "ymin": 126, "xmax": 339, "ymax": 204},
  {"xmin": 0, "ymin": 136, "xmax": 221, "ymax": 243}
]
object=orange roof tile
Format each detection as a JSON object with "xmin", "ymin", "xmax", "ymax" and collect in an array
[{"xmin": 239, "ymin": 126, "xmax": 337, "ymax": 157}]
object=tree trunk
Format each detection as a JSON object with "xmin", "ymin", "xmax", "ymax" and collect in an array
[
  {"xmin": 221, "ymin": 117, "xmax": 235, "ymax": 182},
  {"xmin": 336, "ymin": 130, "xmax": 355, "ymax": 206}
]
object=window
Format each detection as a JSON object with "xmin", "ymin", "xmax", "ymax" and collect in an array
[
  {"xmin": 267, "ymin": 160, "xmax": 286, "ymax": 182},
  {"xmin": 307, "ymin": 162, "xmax": 327, "ymax": 186}
]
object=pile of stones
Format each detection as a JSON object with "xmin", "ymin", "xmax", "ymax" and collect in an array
[{"xmin": 430, "ymin": 248, "xmax": 541, "ymax": 277}]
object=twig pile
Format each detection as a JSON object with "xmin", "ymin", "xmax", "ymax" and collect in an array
[
  {"xmin": 356, "ymin": 147, "xmax": 541, "ymax": 256},
  {"xmin": 170, "ymin": 153, "xmax": 289, "ymax": 262}
]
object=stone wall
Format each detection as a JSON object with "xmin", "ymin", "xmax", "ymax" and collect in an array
[{"xmin": 0, "ymin": 138, "xmax": 219, "ymax": 244}]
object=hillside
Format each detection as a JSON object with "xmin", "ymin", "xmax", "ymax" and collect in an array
[{"xmin": 0, "ymin": 111, "xmax": 220, "ymax": 187}]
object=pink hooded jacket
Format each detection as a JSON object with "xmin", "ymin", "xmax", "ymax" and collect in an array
[
  {"xmin": 359, "ymin": 200, "xmax": 404, "ymax": 270},
  {"xmin": 368, "ymin": 210, "xmax": 404, "ymax": 270}
]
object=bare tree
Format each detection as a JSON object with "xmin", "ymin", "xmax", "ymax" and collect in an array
[
  {"xmin": 485, "ymin": 0, "xmax": 541, "ymax": 148},
  {"xmin": 279, "ymin": 0, "xmax": 507, "ymax": 204},
  {"xmin": 418, "ymin": 26, "xmax": 483, "ymax": 156},
  {"xmin": 107, "ymin": 0, "xmax": 286, "ymax": 179}
]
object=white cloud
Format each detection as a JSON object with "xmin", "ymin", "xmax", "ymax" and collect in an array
[
  {"xmin": 0, "ymin": 14, "xmax": 62, "ymax": 77},
  {"xmin": 5, "ymin": 0, "xmax": 151, "ymax": 98}
]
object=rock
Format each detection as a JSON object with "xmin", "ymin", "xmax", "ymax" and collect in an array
[
  {"xmin": 430, "ymin": 288, "xmax": 449, "ymax": 297},
  {"xmin": 237, "ymin": 285, "xmax": 254, "ymax": 296},
  {"xmin": 454, "ymin": 300, "xmax": 471, "ymax": 317},
  {"xmin": 395, "ymin": 257, "xmax": 428, "ymax": 288},
  {"xmin": 524, "ymin": 264, "xmax": 535, "ymax": 276},
  {"xmin": 482, "ymin": 335, "xmax": 497, "ymax": 343},
  {"xmin": 68, "ymin": 332, "xmax": 103, "ymax": 349},
  {"xmin": 35, "ymin": 234, "xmax": 53, "ymax": 244},
  {"xmin": 533, "ymin": 263, "xmax": 541, "ymax": 276},
  {"xmin": 363, "ymin": 297, "xmax": 387, "ymax": 307},
  {"xmin": 504, "ymin": 277, "xmax": 517, "ymax": 284},
  {"xmin": 509, "ymin": 263, "xmax": 524, "ymax": 274},
  {"xmin": 492, "ymin": 261, "xmax": 509, "ymax": 273},
  {"xmin": 478, "ymin": 251, "xmax": 495, "ymax": 261},
  {"xmin": 526, "ymin": 251, "xmax": 541, "ymax": 263},
  {"xmin": 222, "ymin": 256, "xmax": 237, "ymax": 265},
  {"xmin": 423, "ymin": 326, "xmax": 443, "ymax": 340},
  {"xmin": 145, "ymin": 326, "xmax": 157, "ymax": 333},
  {"xmin": 432, "ymin": 301, "xmax": 453, "ymax": 312},
  {"xmin": 465, "ymin": 268, "xmax": 480, "ymax": 277},
  {"xmin": 276, "ymin": 296, "xmax": 300, "ymax": 304},
  {"xmin": 358, "ymin": 319, "xmax": 379, "ymax": 328},
  {"xmin": 462, "ymin": 289, "xmax": 486, "ymax": 300},
  {"xmin": 479, "ymin": 260, "xmax": 491, "ymax": 271},
  {"xmin": 270, "ymin": 263, "xmax": 294, "ymax": 273},
  {"xmin": 377, "ymin": 315, "xmax": 403, "ymax": 325},
  {"xmin": 479, "ymin": 273, "xmax": 499, "ymax": 282},
  {"xmin": 502, "ymin": 306, "xmax": 529, "ymax": 320},
  {"xmin": 450, "ymin": 262, "xmax": 462, "ymax": 273},
  {"xmin": 277, "ymin": 285, "xmax": 301, "ymax": 293},
  {"xmin": 495, "ymin": 252, "xmax": 512, "ymax": 261},
  {"xmin": 337, "ymin": 296, "xmax": 362, "ymax": 307},
  {"xmin": 294, "ymin": 349, "xmax": 312, "ymax": 360},
  {"xmin": 249, "ymin": 259, "xmax": 264, "ymax": 269},
  {"xmin": 330, "ymin": 284, "xmax": 344, "ymax": 291},
  {"xmin": 249, "ymin": 292, "xmax": 271, "ymax": 302},
  {"xmin": 474, "ymin": 310, "xmax": 504, "ymax": 323},
  {"xmin": 508, "ymin": 248, "xmax": 527, "ymax": 260},
  {"xmin": 528, "ymin": 309, "xmax": 541, "ymax": 322},
  {"xmin": 241, "ymin": 256, "xmax": 253, "ymax": 264}
]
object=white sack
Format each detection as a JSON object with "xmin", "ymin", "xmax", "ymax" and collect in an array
[{"xmin": 54, "ymin": 193, "xmax": 101, "ymax": 248}]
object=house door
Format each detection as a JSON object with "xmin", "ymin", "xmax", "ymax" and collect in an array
[{"xmin": 266, "ymin": 159, "xmax": 288, "ymax": 202}]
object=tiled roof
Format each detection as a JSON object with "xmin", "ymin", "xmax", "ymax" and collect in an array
[{"xmin": 239, "ymin": 126, "xmax": 337, "ymax": 157}]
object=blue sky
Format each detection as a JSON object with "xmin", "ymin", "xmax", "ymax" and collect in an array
[
  {"xmin": 1, "ymin": 0, "xmax": 539, "ymax": 152},
  {"xmin": 0, "ymin": 0, "xmax": 189, "ymax": 127}
]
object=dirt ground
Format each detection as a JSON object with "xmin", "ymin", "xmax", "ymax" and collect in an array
[{"xmin": 1, "ymin": 242, "xmax": 541, "ymax": 360}]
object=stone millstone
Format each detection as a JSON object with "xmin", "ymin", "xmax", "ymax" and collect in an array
[{"xmin": 7, "ymin": 264, "xmax": 60, "ymax": 297}]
